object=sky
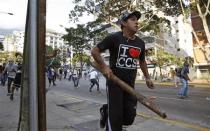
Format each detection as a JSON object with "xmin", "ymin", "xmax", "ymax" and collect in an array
[{"xmin": 0, "ymin": 0, "xmax": 94, "ymax": 33}]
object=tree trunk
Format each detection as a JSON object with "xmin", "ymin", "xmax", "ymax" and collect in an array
[
  {"xmin": 159, "ymin": 67, "xmax": 163, "ymax": 81},
  {"xmin": 196, "ymin": 1, "xmax": 210, "ymax": 45},
  {"xmin": 179, "ymin": 0, "xmax": 205, "ymax": 50},
  {"xmin": 201, "ymin": 16, "xmax": 210, "ymax": 45}
]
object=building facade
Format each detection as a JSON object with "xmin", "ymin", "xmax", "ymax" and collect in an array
[
  {"xmin": 191, "ymin": 11, "xmax": 210, "ymax": 78},
  {"xmin": 2, "ymin": 29, "xmax": 69, "ymax": 53},
  {"xmin": 1, "ymin": 29, "xmax": 72, "ymax": 66}
]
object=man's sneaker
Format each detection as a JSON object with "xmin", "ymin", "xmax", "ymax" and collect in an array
[
  {"xmin": 100, "ymin": 104, "xmax": 108, "ymax": 128},
  {"xmin": 122, "ymin": 125, "xmax": 129, "ymax": 131},
  {"xmin": 7, "ymin": 93, "xmax": 12, "ymax": 96},
  {"xmin": 10, "ymin": 94, "xmax": 14, "ymax": 101}
]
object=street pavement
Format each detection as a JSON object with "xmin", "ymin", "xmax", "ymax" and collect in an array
[{"xmin": 0, "ymin": 77, "xmax": 210, "ymax": 131}]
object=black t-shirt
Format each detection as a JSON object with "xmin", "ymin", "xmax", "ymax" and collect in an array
[{"xmin": 97, "ymin": 32, "xmax": 145, "ymax": 86}]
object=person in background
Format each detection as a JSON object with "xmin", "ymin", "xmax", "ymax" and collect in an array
[
  {"xmin": 68, "ymin": 69, "xmax": 73, "ymax": 81},
  {"xmin": 47, "ymin": 66, "xmax": 56, "ymax": 87},
  {"xmin": 178, "ymin": 61, "xmax": 190, "ymax": 99},
  {"xmin": 3, "ymin": 59, "xmax": 18, "ymax": 96},
  {"xmin": 0, "ymin": 64, "xmax": 3, "ymax": 85},
  {"xmin": 64, "ymin": 68, "xmax": 68, "ymax": 79},
  {"xmin": 52, "ymin": 67, "xmax": 57, "ymax": 85},
  {"xmin": 58, "ymin": 67, "xmax": 63, "ymax": 81},
  {"xmin": 84, "ymin": 71, "xmax": 87, "ymax": 80},
  {"xmin": 91, "ymin": 10, "xmax": 154, "ymax": 131},
  {"xmin": 174, "ymin": 68, "xmax": 181, "ymax": 88},
  {"xmin": 88, "ymin": 69, "xmax": 100, "ymax": 92},
  {"xmin": 72, "ymin": 69, "xmax": 79, "ymax": 88},
  {"xmin": 1, "ymin": 63, "xmax": 7, "ymax": 86},
  {"xmin": 10, "ymin": 64, "xmax": 22, "ymax": 100}
]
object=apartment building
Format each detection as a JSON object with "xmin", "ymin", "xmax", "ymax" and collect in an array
[
  {"xmin": 46, "ymin": 29, "xmax": 66, "ymax": 49},
  {"xmin": 191, "ymin": 11, "xmax": 210, "ymax": 78},
  {"xmin": 2, "ymin": 29, "xmax": 69, "ymax": 53}
]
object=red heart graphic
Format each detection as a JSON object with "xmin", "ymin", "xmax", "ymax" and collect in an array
[{"xmin": 129, "ymin": 48, "xmax": 140, "ymax": 58}]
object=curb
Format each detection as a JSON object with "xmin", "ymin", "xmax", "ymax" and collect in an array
[
  {"xmin": 135, "ymin": 80, "xmax": 210, "ymax": 88},
  {"xmin": 137, "ymin": 112, "xmax": 210, "ymax": 131}
]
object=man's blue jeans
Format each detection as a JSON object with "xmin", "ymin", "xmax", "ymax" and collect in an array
[
  {"xmin": 72, "ymin": 77, "xmax": 79, "ymax": 87},
  {"xmin": 179, "ymin": 78, "xmax": 188, "ymax": 97},
  {"xmin": 1, "ymin": 74, "xmax": 7, "ymax": 86}
]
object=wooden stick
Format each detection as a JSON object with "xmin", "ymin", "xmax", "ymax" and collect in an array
[{"xmin": 91, "ymin": 62, "xmax": 167, "ymax": 119}]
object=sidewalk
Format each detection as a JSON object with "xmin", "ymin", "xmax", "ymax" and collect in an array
[
  {"xmin": 1, "ymin": 84, "xmax": 210, "ymax": 131},
  {"xmin": 0, "ymin": 86, "xmax": 20, "ymax": 131}
]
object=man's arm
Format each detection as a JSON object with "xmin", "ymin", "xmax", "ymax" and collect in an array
[
  {"xmin": 91, "ymin": 47, "xmax": 112, "ymax": 78},
  {"xmin": 139, "ymin": 60, "xmax": 154, "ymax": 89}
]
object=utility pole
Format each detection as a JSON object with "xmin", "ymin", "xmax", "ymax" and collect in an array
[
  {"xmin": 19, "ymin": 0, "xmax": 46, "ymax": 131},
  {"xmin": 37, "ymin": 0, "xmax": 46, "ymax": 130}
]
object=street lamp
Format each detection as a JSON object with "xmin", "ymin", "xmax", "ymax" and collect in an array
[{"xmin": 0, "ymin": 11, "xmax": 14, "ymax": 15}]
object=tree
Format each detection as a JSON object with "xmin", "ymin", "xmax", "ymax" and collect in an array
[
  {"xmin": 147, "ymin": 48, "xmax": 185, "ymax": 80},
  {"xmin": 153, "ymin": 0, "xmax": 210, "ymax": 65},
  {"xmin": 0, "ymin": 52, "xmax": 10, "ymax": 63},
  {"xmin": 69, "ymin": 0, "xmax": 171, "ymax": 35},
  {"xmin": 46, "ymin": 45, "xmax": 61, "ymax": 68},
  {"xmin": 154, "ymin": 0, "xmax": 210, "ymax": 45},
  {"xmin": 85, "ymin": 19, "xmax": 108, "ymax": 46},
  {"xmin": 191, "ymin": 0, "xmax": 210, "ymax": 45},
  {"xmin": 62, "ymin": 21, "xmax": 108, "ymax": 71},
  {"xmin": 72, "ymin": 53, "xmax": 90, "ymax": 70},
  {"xmin": 63, "ymin": 24, "xmax": 89, "ymax": 52}
]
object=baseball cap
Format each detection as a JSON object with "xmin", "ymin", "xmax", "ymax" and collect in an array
[{"xmin": 121, "ymin": 10, "xmax": 141, "ymax": 22}]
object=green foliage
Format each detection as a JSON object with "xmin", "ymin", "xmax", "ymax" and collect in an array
[
  {"xmin": 154, "ymin": 0, "xmax": 183, "ymax": 16},
  {"xmin": 62, "ymin": 24, "xmax": 90, "ymax": 53},
  {"xmin": 0, "ymin": 51, "xmax": 21, "ymax": 63},
  {"xmin": 46, "ymin": 45, "xmax": 61, "ymax": 67},
  {"xmin": 0, "ymin": 52, "xmax": 10, "ymax": 63},
  {"xmin": 46, "ymin": 57, "xmax": 61, "ymax": 68},
  {"xmin": 155, "ymin": 49, "xmax": 172, "ymax": 67},
  {"xmin": 147, "ymin": 48, "xmax": 185, "ymax": 68},
  {"xmin": 72, "ymin": 53, "xmax": 90, "ymax": 65},
  {"xmin": 69, "ymin": 0, "xmax": 171, "ymax": 34},
  {"xmin": 62, "ymin": 18, "xmax": 108, "ymax": 57},
  {"xmin": 46, "ymin": 45, "xmax": 53, "ymax": 54},
  {"xmin": 154, "ymin": 0, "xmax": 209, "ymax": 18},
  {"xmin": 140, "ymin": 15, "xmax": 171, "ymax": 34},
  {"xmin": 86, "ymin": 19, "xmax": 108, "ymax": 46},
  {"xmin": 173, "ymin": 56, "xmax": 185, "ymax": 67}
]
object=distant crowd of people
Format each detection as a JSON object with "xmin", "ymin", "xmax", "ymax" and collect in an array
[
  {"xmin": 0, "ymin": 59, "xmax": 22, "ymax": 100},
  {"xmin": 46, "ymin": 66, "xmax": 101, "ymax": 92}
]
